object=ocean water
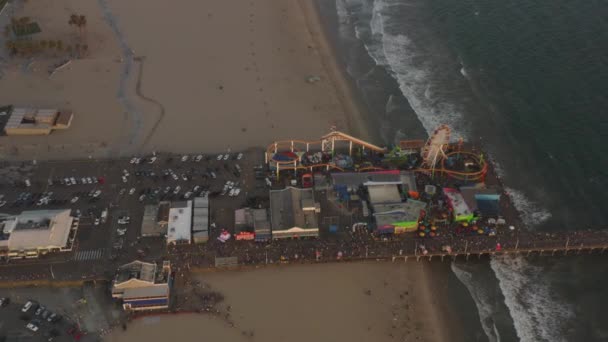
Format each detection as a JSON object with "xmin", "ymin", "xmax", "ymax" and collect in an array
[{"xmin": 319, "ymin": 0, "xmax": 608, "ymax": 341}]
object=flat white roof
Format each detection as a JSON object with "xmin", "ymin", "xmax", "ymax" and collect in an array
[
  {"xmin": 8, "ymin": 209, "xmax": 72, "ymax": 251},
  {"xmin": 167, "ymin": 201, "xmax": 192, "ymax": 244}
]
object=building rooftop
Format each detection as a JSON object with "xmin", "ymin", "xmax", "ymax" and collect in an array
[
  {"xmin": 367, "ymin": 184, "xmax": 402, "ymax": 205},
  {"xmin": 270, "ymin": 187, "xmax": 318, "ymax": 231},
  {"xmin": 115, "ymin": 260, "xmax": 158, "ymax": 284},
  {"xmin": 141, "ymin": 204, "xmax": 166, "ymax": 237},
  {"xmin": 8, "ymin": 209, "xmax": 72, "ymax": 251},
  {"xmin": 331, "ymin": 171, "xmax": 401, "ymax": 189},
  {"xmin": 157, "ymin": 201, "xmax": 170, "ymax": 223},
  {"xmin": 167, "ymin": 200, "xmax": 192, "ymax": 244}
]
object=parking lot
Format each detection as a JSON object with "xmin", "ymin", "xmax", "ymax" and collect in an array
[
  {"xmin": 0, "ymin": 282, "xmax": 118, "ymax": 341},
  {"xmin": 0, "ymin": 148, "xmax": 269, "ymax": 281}
]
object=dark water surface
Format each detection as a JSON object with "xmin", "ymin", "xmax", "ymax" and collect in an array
[{"xmin": 318, "ymin": 0, "xmax": 608, "ymax": 341}]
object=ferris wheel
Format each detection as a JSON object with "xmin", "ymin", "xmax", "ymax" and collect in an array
[{"xmin": 421, "ymin": 124, "xmax": 451, "ymax": 173}]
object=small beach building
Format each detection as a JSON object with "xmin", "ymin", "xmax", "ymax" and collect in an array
[
  {"xmin": 3, "ymin": 107, "xmax": 73, "ymax": 135},
  {"xmin": 111, "ymin": 260, "xmax": 171, "ymax": 311}
]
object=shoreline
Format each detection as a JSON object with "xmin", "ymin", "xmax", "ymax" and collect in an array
[{"xmin": 109, "ymin": 262, "xmax": 452, "ymax": 342}]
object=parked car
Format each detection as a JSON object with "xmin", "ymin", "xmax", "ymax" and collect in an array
[
  {"xmin": 129, "ymin": 188, "xmax": 136, "ymax": 195},
  {"xmin": 173, "ymin": 186, "xmax": 181, "ymax": 194},
  {"xmin": 22, "ymin": 301, "xmax": 37, "ymax": 313},
  {"xmin": 0, "ymin": 297, "xmax": 9, "ymax": 307},
  {"xmin": 216, "ymin": 154, "xmax": 223, "ymax": 161},
  {"xmin": 26, "ymin": 322, "xmax": 39, "ymax": 332},
  {"xmin": 195, "ymin": 155, "xmax": 203, "ymax": 162},
  {"xmin": 237, "ymin": 152, "xmax": 243, "ymax": 160},
  {"xmin": 34, "ymin": 305, "xmax": 45, "ymax": 316},
  {"xmin": 48, "ymin": 312, "xmax": 62, "ymax": 323},
  {"xmin": 181, "ymin": 155, "xmax": 189, "ymax": 162}
]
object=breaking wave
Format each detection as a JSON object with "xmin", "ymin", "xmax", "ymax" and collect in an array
[
  {"xmin": 451, "ymin": 263, "xmax": 500, "ymax": 342},
  {"xmin": 491, "ymin": 256, "xmax": 573, "ymax": 342},
  {"xmin": 337, "ymin": 0, "xmax": 467, "ymax": 138},
  {"xmin": 334, "ymin": 2, "xmax": 560, "ymax": 341}
]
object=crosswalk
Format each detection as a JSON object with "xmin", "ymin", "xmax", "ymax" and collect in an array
[{"xmin": 74, "ymin": 249, "xmax": 105, "ymax": 261}]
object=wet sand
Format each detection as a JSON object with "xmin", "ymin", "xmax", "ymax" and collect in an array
[{"xmin": 107, "ymin": 263, "xmax": 452, "ymax": 342}]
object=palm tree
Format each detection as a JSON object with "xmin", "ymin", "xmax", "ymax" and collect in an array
[
  {"xmin": 81, "ymin": 44, "xmax": 88, "ymax": 57},
  {"xmin": 39, "ymin": 40, "xmax": 48, "ymax": 49},
  {"xmin": 56, "ymin": 40, "xmax": 63, "ymax": 51},
  {"xmin": 48, "ymin": 40, "xmax": 56, "ymax": 49},
  {"xmin": 68, "ymin": 14, "xmax": 87, "ymax": 40}
]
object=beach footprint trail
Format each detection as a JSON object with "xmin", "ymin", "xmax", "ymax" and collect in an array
[{"xmin": 96, "ymin": 0, "xmax": 143, "ymax": 157}]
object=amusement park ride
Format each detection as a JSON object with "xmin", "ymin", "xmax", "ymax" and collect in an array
[{"xmin": 265, "ymin": 125, "xmax": 487, "ymax": 182}]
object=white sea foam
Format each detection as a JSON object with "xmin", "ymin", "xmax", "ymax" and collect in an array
[
  {"xmin": 460, "ymin": 66, "xmax": 469, "ymax": 79},
  {"xmin": 491, "ymin": 256, "xmax": 573, "ymax": 342},
  {"xmin": 337, "ymin": 3, "xmax": 558, "ymax": 340},
  {"xmin": 491, "ymin": 157, "xmax": 552, "ymax": 227},
  {"xmin": 451, "ymin": 263, "xmax": 500, "ymax": 342},
  {"xmin": 504, "ymin": 187, "xmax": 552, "ymax": 226}
]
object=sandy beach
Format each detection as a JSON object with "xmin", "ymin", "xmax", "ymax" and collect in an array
[
  {"xmin": 0, "ymin": 0, "xmax": 369, "ymax": 160},
  {"xmin": 107, "ymin": 263, "xmax": 452, "ymax": 342}
]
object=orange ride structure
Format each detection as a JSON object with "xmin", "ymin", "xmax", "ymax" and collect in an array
[
  {"xmin": 415, "ymin": 125, "xmax": 488, "ymax": 182},
  {"xmin": 265, "ymin": 130, "xmax": 387, "ymax": 179},
  {"xmin": 266, "ymin": 126, "xmax": 488, "ymax": 182}
]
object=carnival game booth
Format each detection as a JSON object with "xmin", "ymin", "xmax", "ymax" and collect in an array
[
  {"xmin": 372, "ymin": 199, "xmax": 426, "ymax": 234},
  {"xmin": 234, "ymin": 208, "xmax": 271, "ymax": 241},
  {"xmin": 443, "ymin": 188, "xmax": 474, "ymax": 222},
  {"xmin": 459, "ymin": 186, "xmax": 501, "ymax": 217}
]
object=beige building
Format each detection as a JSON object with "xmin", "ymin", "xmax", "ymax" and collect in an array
[
  {"xmin": 3, "ymin": 106, "xmax": 73, "ymax": 135},
  {"xmin": 270, "ymin": 187, "xmax": 320, "ymax": 239},
  {"xmin": 0, "ymin": 209, "xmax": 74, "ymax": 258},
  {"xmin": 111, "ymin": 260, "xmax": 171, "ymax": 311}
]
